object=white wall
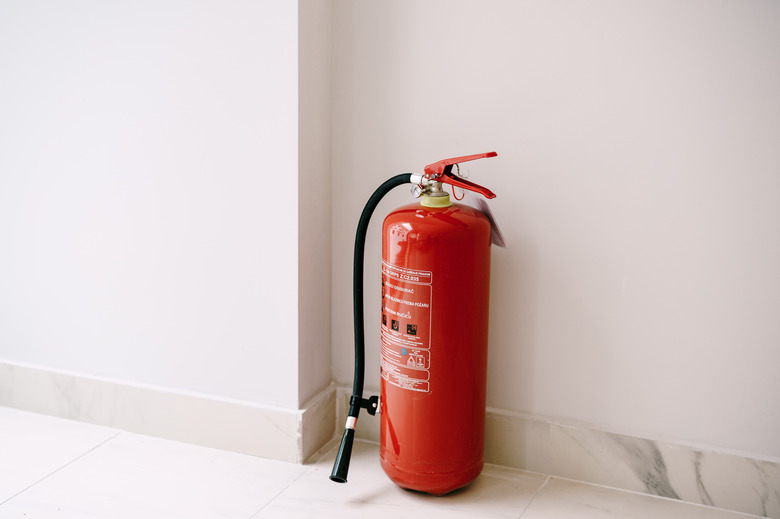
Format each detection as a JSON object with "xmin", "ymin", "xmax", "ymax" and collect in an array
[
  {"xmin": 331, "ymin": 0, "xmax": 780, "ymax": 459},
  {"xmin": 0, "ymin": 1, "xmax": 301, "ymax": 409},
  {"xmin": 298, "ymin": 0, "xmax": 334, "ymax": 406},
  {"xmin": 2, "ymin": 0, "xmax": 778, "ymax": 462}
]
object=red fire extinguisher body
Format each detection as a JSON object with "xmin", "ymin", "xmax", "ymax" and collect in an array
[{"xmin": 379, "ymin": 200, "xmax": 492, "ymax": 495}]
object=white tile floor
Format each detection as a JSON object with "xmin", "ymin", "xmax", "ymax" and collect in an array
[{"xmin": 0, "ymin": 407, "xmax": 762, "ymax": 518}]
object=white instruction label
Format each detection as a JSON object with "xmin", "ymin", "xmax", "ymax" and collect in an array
[{"xmin": 380, "ymin": 261, "xmax": 432, "ymax": 393}]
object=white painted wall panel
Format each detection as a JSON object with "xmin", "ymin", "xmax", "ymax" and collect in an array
[
  {"xmin": 330, "ymin": 0, "xmax": 780, "ymax": 458},
  {"xmin": 0, "ymin": 0, "xmax": 300, "ymax": 408}
]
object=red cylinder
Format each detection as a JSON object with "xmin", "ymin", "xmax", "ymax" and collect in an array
[{"xmin": 379, "ymin": 198, "xmax": 492, "ymax": 495}]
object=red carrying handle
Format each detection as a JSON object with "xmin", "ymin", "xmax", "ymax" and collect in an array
[{"xmin": 423, "ymin": 152, "xmax": 497, "ymax": 199}]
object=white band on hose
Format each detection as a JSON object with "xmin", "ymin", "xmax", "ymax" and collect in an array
[{"xmin": 345, "ymin": 416, "xmax": 357, "ymax": 430}]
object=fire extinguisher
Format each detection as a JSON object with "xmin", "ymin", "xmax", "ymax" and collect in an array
[{"xmin": 330, "ymin": 151, "xmax": 498, "ymax": 495}]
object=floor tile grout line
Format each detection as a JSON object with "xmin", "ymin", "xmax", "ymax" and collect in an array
[
  {"xmin": 249, "ymin": 441, "xmax": 347, "ymax": 518},
  {"xmin": 246, "ymin": 438, "xmax": 339, "ymax": 517},
  {"xmin": 545, "ymin": 475, "xmax": 767, "ymax": 518},
  {"xmin": 516, "ymin": 475, "xmax": 551, "ymax": 518},
  {"xmin": 306, "ymin": 437, "xmax": 341, "ymax": 465},
  {"xmin": 247, "ymin": 463, "xmax": 315, "ymax": 518},
  {"xmin": 0, "ymin": 430, "xmax": 122, "ymax": 507},
  {"xmin": 514, "ymin": 475, "xmax": 766, "ymax": 518}
]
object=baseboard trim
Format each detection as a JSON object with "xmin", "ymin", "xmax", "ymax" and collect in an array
[
  {"xmin": 2, "ymin": 362, "xmax": 776, "ymax": 518},
  {"xmin": 334, "ymin": 386, "xmax": 779, "ymax": 518},
  {"xmin": 0, "ymin": 360, "xmax": 335, "ymax": 464}
]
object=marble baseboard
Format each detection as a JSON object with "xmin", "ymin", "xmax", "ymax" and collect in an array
[
  {"xmin": 540, "ymin": 421, "xmax": 780, "ymax": 518},
  {"xmin": 0, "ymin": 360, "xmax": 335, "ymax": 464},
  {"xmin": 335, "ymin": 387, "xmax": 779, "ymax": 518},
  {"xmin": 4, "ymin": 366, "xmax": 776, "ymax": 517}
]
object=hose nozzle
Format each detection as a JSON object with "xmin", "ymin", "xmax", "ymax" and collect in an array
[{"xmin": 329, "ymin": 426, "xmax": 356, "ymax": 483}]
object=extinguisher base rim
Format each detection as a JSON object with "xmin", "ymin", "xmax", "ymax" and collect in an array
[{"xmin": 379, "ymin": 456, "xmax": 484, "ymax": 496}]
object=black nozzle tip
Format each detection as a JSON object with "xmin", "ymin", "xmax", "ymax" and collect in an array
[{"xmin": 330, "ymin": 428, "xmax": 356, "ymax": 483}]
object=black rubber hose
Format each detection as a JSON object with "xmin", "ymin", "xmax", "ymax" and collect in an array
[{"xmin": 330, "ymin": 173, "xmax": 412, "ymax": 483}]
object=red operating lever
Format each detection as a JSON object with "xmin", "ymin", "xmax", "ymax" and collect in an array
[{"xmin": 423, "ymin": 152, "xmax": 498, "ymax": 199}]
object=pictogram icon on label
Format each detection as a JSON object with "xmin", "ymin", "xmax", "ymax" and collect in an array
[{"xmin": 380, "ymin": 261, "xmax": 432, "ymax": 393}]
